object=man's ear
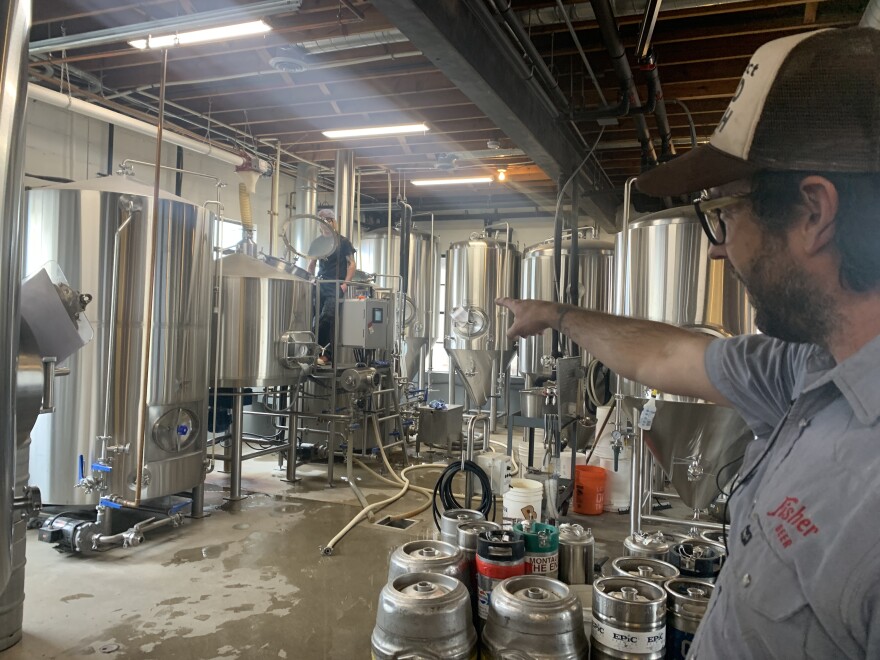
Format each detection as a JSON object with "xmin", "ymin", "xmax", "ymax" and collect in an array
[{"xmin": 797, "ymin": 175, "xmax": 839, "ymax": 256}]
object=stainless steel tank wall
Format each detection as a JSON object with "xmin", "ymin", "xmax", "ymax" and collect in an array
[
  {"xmin": 26, "ymin": 178, "xmax": 213, "ymax": 505},
  {"xmin": 519, "ymin": 236, "xmax": 614, "ymax": 379},
  {"xmin": 358, "ymin": 227, "xmax": 438, "ymax": 381},
  {"xmin": 213, "ymin": 253, "xmax": 313, "ymax": 387},
  {"xmin": 619, "ymin": 206, "xmax": 755, "ymax": 398},
  {"xmin": 444, "ymin": 238, "xmax": 521, "ymax": 406}
]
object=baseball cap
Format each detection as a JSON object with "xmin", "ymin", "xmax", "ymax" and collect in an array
[{"xmin": 636, "ymin": 28, "xmax": 880, "ymax": 197}]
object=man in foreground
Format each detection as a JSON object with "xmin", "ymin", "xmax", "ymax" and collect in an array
[{"xmin": 499, "ymin": 28, "xmax": 880, "ymax": 658}]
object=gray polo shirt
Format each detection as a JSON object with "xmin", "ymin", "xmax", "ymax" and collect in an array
[{"xmin": 690, "ymin": 333, "xmax": 880, "ymax": 659}]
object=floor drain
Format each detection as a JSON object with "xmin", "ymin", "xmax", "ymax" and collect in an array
[
  {"xmin": 375, "ymin": 516, "xmax": 418, "ymax": 530},
  {"xmin": 99, "ymin": 643, "xmax": 120, "ymax": 653}
]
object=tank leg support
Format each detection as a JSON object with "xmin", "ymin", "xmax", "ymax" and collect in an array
[
  {"xmin": 190, "ymin": 483, "xmax": 206, "ymax": 519},
  {"xmin": 225, "ymin": 393, "xmax": 246, "ymax": 501}
]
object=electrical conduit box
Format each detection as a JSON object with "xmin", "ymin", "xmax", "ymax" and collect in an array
[
  {"xmin": 339, "ymin": 299, "xmax": 393, "ymax": 350},
  {"xmin": 475, "ymin": 452, "xmax": 515, "ymax": 496}
]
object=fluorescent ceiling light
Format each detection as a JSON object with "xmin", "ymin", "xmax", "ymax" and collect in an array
[
  {"xmin": 411, "ymin": 176, "xmax": 494, "ymax": 186},
  {"xmin": 129, "ymin": 20, "xmax": 271, "ymax": 50},
  {"xmin": 322, "ymin": 124, "xmax": 428, "ymax": 139}
]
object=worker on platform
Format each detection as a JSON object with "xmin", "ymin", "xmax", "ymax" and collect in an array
[
  {"xmin": 308, "ymin": 208, "xmax": 356, "ymax": 366},
  {"xmin": 499, "ymin": 28, "xmax": 880, "ymax": 658}
]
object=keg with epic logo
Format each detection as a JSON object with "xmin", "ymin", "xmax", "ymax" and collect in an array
[
  {"xmin": 482, "ymin": 575, "xmax": 588, "ymax": 659},
  {"xmin": 665, "ymin": 577, "xmax": 714, "ymax": 660},
  {"xmin": 514, "ymin": 520, "xmax": 559, "ymax": 578},
  {"xmin": 441, "ymin": 509, "xmax": 485, "ymax": 546},
  {"xmin": 558, "ymin": 523, "xmax": 595, "ymax": 585},
  {"xmin": 387, "ymin": 540, "xmax": 468, "ymax": 583},
  {"xmin": 592, "ymin": 577, "xmax": 666, "ymax": 659},
  {"xmin": 476, "ymin": 530, "xmax": 525, "ymax": 621},
  {"xmin": 610, "ymin": 556, "xmax": 679, "ymax": 586},
  {"xmin": 371, "ymin": 572, "xmax": 477, "ymax": 660},
  {"xmin": 667, "ymin": 539, "xmax": 725, "ymax": 582}
]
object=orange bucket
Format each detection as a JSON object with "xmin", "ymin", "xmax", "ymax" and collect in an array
[{"xmin": 573, "ymin": 465, "xmax": 606, "ymax": 515}]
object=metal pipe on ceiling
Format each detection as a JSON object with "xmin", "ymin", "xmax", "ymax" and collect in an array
[
  {"xmin": 591, "ymin": 0, "xmax": 658, "ymax": 168},
  {"xmin": 520, "ymin": 0, "xmax": 756, "ymax": 27},
  {"xmin": 29, "ymin": 0, "xmax": 303, "ymax": 55},
  {"xmin": 554, "ymin": 0, "xmax": 607, "ymax": 105},
  {"xmin": 297, "ymin": 28, "xmax": 408, "ymax": 55},
  {"xmin": 334, "ymin": 150, "xmax": 357, "ymax": 239}
]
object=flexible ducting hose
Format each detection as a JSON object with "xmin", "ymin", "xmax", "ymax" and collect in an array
[{"xmin": 238, "ymin": 182, "xmax": 254, "ymax": 232}]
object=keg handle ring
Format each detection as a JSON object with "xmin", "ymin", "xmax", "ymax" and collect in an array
[{"xmin": 396, "ymin": 652, "xmax": 443, "ymax": 660}]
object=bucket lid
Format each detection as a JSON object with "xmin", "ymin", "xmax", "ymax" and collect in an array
[{"xmin": 509, "ymin": 478, "xmax": 543, "ymax": 492}]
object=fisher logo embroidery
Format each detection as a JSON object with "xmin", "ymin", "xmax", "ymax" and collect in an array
[{"xmin": 766, "ymin": 496, "xmax": 819, "ymax": 548}]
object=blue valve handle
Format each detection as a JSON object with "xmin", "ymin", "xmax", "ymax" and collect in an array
[
  {"xmin": 99, "ymin": 498, "xmax": 122, "ymax": 510},
  {"xmin": 78, "ymin": 455, "xmax": 84, "ymax": 480},
  {"xmin": 91, "ymin": 463, "xmax": 113, "ymax": 473},
  {"xmin": 169, "ymin": 501, "xmax": 192, "ymax": 514}
]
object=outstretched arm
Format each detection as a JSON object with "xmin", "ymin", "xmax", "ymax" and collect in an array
[{"xmin": 497, "ymin": 298, "xmax": 730, "ymax": 405}]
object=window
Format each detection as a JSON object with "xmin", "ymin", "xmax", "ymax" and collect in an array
[{"xmin": 214, "ymin": 219, "xmax": 255, "ymax": 254}]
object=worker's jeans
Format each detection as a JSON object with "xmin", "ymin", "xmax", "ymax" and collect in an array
[{"xmin": 316, "ymin": 281, "xmax": 342, "ymax": 358}]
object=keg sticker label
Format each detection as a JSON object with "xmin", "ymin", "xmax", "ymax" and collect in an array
[
  {"xmin": 592, "ymin": 620, "xmax": 665, "ymax": 654},
  {"xmin": 525, "ymin": 553, "xmax": 559, "ymax": 577},
  {"xmin": 477, "ymin": 587, "xmax": 491, "ymax": 619}
]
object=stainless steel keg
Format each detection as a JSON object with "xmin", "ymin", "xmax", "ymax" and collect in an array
[
  {"xmin": 665, "ymin": 578, "xmax": 715, "ymax": 660},
  {"xmin": 482, "ymin": 575, "xmax": 589, "ymax": 660},
  {"xmin": 514, "ymin": 520, "xmax": 560, "ymax": 578},
  {"xmin": 441, "ymin": 508, "xmax": 485, "ymax": 546},
  {"xmin": 476, "ymin": 530, "xmax": 525, "ymax": 622},
  {"xmin": 667, "ymin": 539, "xmax": 725, "ymax": 582},
  {"xmin": 623, "ymin": 531, "xmax": 685, "ymax": 560},
  {"xmin": 610, "ymin": 557, "xmax": 679, "ymax": 586},
  {"xmin": 387, "ymin": 540, "xmax": 468, "ymax": 583},
  {"xmin": 592, "ymin": 577, "xmax": 666, "ymax": 659},
  {"xmin": 699, "ymin": 529, "xmax": 727, "ymax": 546},
  {"xmin": 457, "ymin": 520, "xmax": 501, "ymax": 613},
  {"xmin": 371, "ymin": 572, "xmax": 477, "ymax": 660},
  {"xmin": 558, "ymin": 523, "xmax": 595, "ymax": 585}
]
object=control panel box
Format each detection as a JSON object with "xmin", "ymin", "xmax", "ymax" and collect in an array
[{"xmin": 339, "ymin": 299, "xmax": 393, "ymax": 350}]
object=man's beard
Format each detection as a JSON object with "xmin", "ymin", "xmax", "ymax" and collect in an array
[{"xmin": 733, "ymin": 239, "xmax": 837, "ymax": 347}]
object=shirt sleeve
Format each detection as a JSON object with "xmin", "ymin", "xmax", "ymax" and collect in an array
[{"xmin": 704, "ymin": 335, "xmax": 811, "ymax": 436}]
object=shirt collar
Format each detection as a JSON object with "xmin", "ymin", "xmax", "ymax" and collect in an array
[{"xmin": 801, "ymin": 333, "xmax": 880, "ymax": 427}]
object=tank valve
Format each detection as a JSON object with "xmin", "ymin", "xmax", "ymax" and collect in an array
[{"xmin": 13, "ymin": 486, "xmax": 41, "ymax": 519}]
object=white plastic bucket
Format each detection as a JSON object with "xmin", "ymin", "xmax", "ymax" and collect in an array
[
  {"xmin": 559, "ymin": 448, "xmax": 587, "ymax": 479},
  {"xmin": 589, "ymin": 454, "xmax": 631, "ymax": 512},
  {"xmin": 517, "ymin": 439, "xmax": 554, "ymax": 476},
  {"xmin": 502, "ymin": 478, "xmax": 543, "ymax": 528}
]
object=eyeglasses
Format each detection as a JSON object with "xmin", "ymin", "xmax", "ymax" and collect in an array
[{"xmin": 692, "ymin": 192, "xmax": 751, "ymax": 246}]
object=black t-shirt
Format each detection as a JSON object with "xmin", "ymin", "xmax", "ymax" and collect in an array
[{"xmin": 317, "ymin": 236, "xmax": 356, "ymax": 281}]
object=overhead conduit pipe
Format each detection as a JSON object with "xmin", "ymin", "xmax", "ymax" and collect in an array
[{"xmin": 590, "ymin": 0, "xmax": 657, "ymax": 168}]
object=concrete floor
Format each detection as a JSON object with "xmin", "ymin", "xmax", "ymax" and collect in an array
[{"xmin": 4, "ymin": 436, "xmax": 675, "ymax": 660}]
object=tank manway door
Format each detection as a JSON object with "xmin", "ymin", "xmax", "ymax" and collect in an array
[{"xmin": 340, "ymin": 299, "xmax": 392, "ymax": 350}]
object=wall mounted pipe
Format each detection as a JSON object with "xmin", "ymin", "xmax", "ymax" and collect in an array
[
  {"xmin": 568, "ymin": 183, "xmax": 581, "ymax": 356},
  {"xmin": 0, "ymin": 0, "xmax": 30, "ymax": 592},
  {"xmin": 27, "ymin": 84, "xmax": 266, "ymax": 170}
]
